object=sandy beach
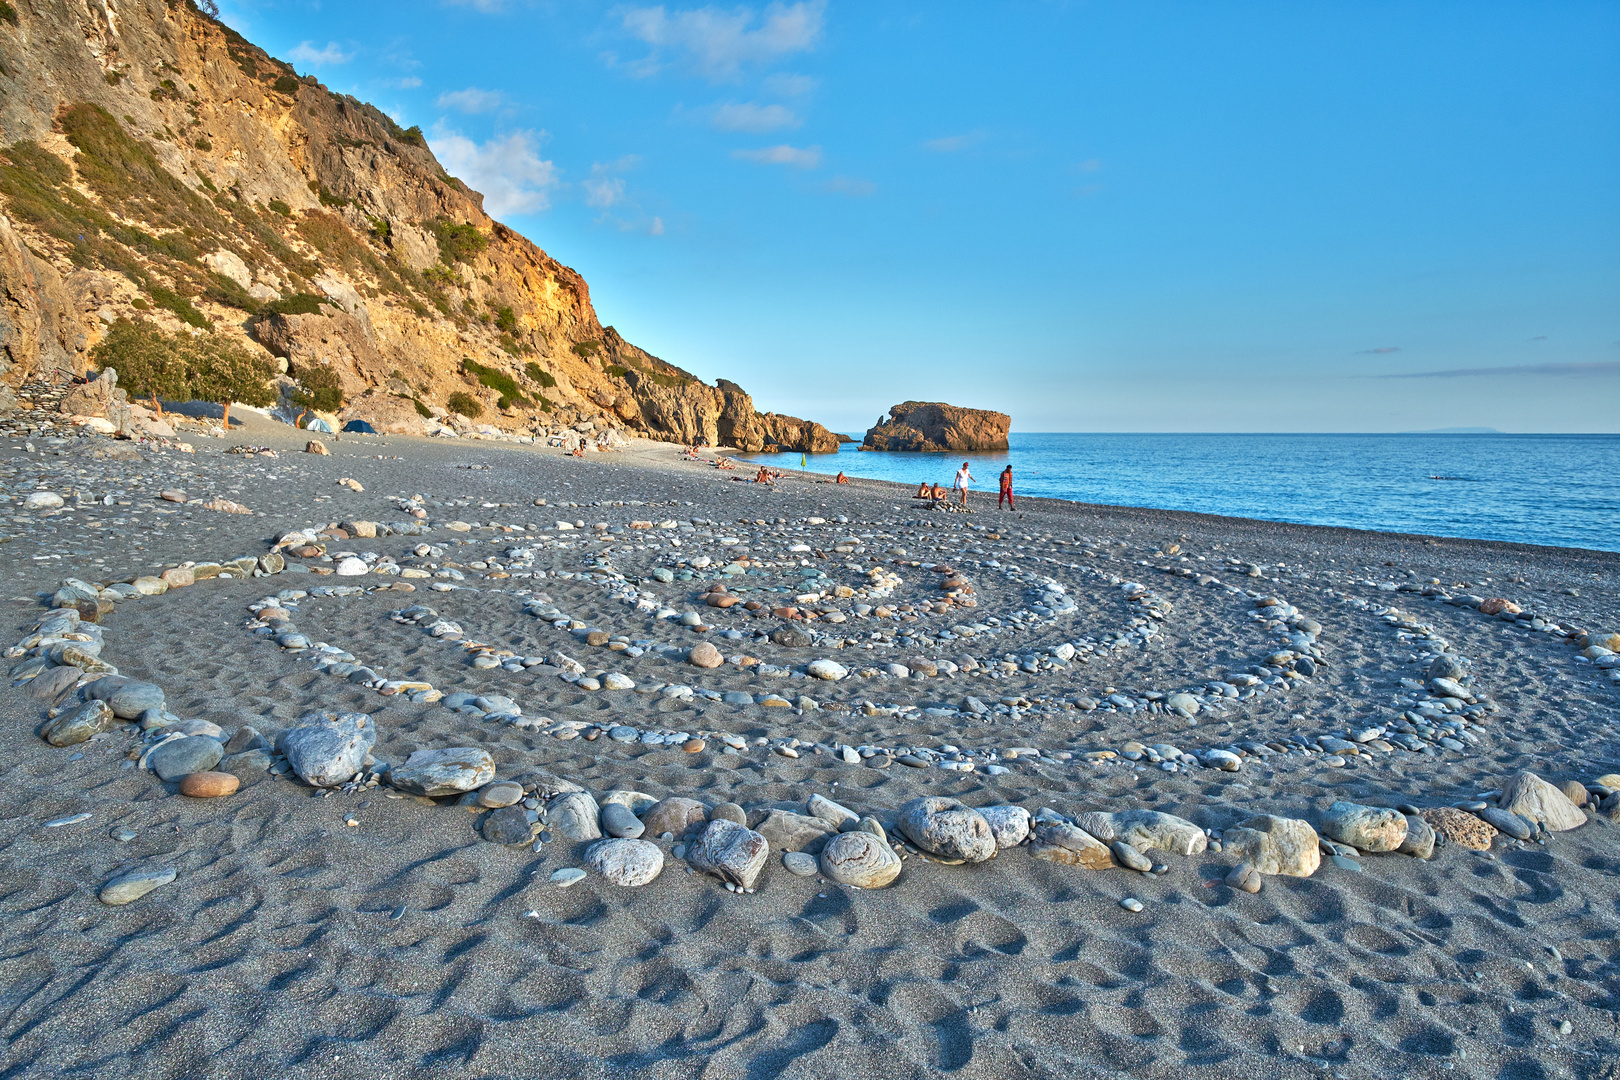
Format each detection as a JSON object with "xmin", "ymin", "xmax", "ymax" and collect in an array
[{"xmin": 0, "ymin": 410, "xmax": 1616, "ymax": 1079}]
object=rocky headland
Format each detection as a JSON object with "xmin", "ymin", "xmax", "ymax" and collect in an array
[
  {"xmin": 0, "ymin": 0, "xmax": 836, "ymax": 452},
  {"xmin": 861, "ymin": 400, "xmax": 1011, "ymax": 452}
]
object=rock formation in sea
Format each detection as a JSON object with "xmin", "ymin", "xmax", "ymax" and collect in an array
[
  {"xmin": 861, "ymin": 401, "xmax": 1011, "ymax": 452},
  {"xmin": 0, "ymin": 0, "xmax": 834, "ymax": 451}
]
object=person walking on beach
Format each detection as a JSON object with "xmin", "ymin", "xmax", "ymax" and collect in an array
[
  {"xmin": 999, "ymin": 465, "xmax": 1014, "ymax": 509},
  {"xmin": 954, "ymin": 462, "xmax": 974, "ymax": 506}
]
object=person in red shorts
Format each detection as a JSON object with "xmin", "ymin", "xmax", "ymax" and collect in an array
[{"xmin": 998, "ymin": 465, "xmax": 1014, "ymax": 509}]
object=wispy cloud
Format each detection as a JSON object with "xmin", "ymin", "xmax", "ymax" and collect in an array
[
  {"xmin": 584, "ymin": 176, "xmax": 625, "ymax": 208},
  {"xmin": 923, "ymin": 130, "xmax": 985, "ymax": 153},
  {"xmin": 763, "ymin": 72, "xmax": 817, "ymax": 96},
  {"xmin": 385, "ymin": 77, "xmax": 424, "ymax": 89},
  {"xmin": 428, "ymin": 126, "xmax": 558, "ymax": 217},
  {"xmin": 444, "ymin": 0, "xmax": 511, "ymax": 12},
  {"xmin": 618, "ymin": 1, "xmax": 825, "ymax": 80},
  {"xmin": 711, "ymin": 101, "xmax": 799, "ymax": 132},
  {"xmin": 732, "ymin": 143, "xmax": 820, "ymax": 168},
  {"xmin": 437, "ymin": 87, "xmax": 506, "ymax": 114},
  {"xmin": 1373, "ymin": 361, "xmax": 1620, "ymax": 379},
  {"xmin": 1357, "ymin": 346, "xmax": 1401, "ymax": 354},
  {"xmin": 288, "ymin": 41, "xmax": 353, "ymax": 67},
  {"xmin": 581, "ymin": 157, "xmax": 661, "ymax": 234},
  {"xmin": 821, "ymin": 175, "xmax": 875, "ymax": 196}
]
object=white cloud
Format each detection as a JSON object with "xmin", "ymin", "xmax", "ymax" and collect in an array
[
  {"xmin": 732, "ymin": 143, "xmax": 820, "ymax": 168},
  {"xmin": 584, "ymin": 176, "xmax": 625, "ymax": 208},
  {"xmin": 619, "ymin": 1, "xmax": 825, "ymax": 80},
  {"xmin": 386, "ymin": 76, "xmax": 424, "ymax": 89},
  {"xmin": 923, "ymin": 130, "xmax": 985, "ymax": 153},
  {"xmin": 763, "ymin": 72, "xmax": 816, "ymax": 97},
  {"xmin": 287, "ymin": 41, "xmax": 353, "ymax": 67},
  {"xmin": 437, "ymin": 87, "xmax": 506, "ymax": 114},
  {"xmin": 648, "ymin": 216, "xmax": 665, "ymax": 235},
  {"xmin": 428, "ymin": 127, "xmax": 558, "ymax": 217},
  {"xmin": 821, "ymin": 175, "xmax": 874, "ymax": 196},
  {"xmin": 710, "ymin": 102, "xmax": 799, "ymax": 132},
  {"xmin": 444, "ymin": 0, "xmax": 511, "ymax": 11}
]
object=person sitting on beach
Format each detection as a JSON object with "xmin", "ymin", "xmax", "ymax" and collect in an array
[
  {"xmin": 916, "ymin": 481, "xmax": 931, "ymax": 499},
  {"xmin": 931, "ymin": 482, "xmax": 947, "ymax": 501},
  {"xmin": 716, "ymin": 457, "xmax": 736, "ymax": 470},
  {"xmin": 754, "ymin": 466, "xmax": 775, "ymax": 484},
  {"xmin": 835, "ymin": 471, "xmax": 849, "ymax": 484}
]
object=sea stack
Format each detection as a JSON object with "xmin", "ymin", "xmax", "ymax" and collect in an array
[{"xmin": 861, "ymin": 401, "xmax": 1011, "ymax": 452}]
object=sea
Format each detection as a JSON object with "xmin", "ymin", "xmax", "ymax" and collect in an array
[{"xmin": 741, "ymin": 433, "xmax": 1620, "ymax": 553}]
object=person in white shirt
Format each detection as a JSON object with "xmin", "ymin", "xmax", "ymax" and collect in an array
[{"xmin": 953, "ymin": 462, "xmax": 975, "ymax": 506}]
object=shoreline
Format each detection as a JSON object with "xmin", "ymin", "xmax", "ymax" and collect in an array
[{"xmin": 0, "ymin": 410, "xmax": 1617, "ymax": 1076}]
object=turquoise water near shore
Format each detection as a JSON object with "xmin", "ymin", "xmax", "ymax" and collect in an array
[{"xmin": 742, "ymin": 433, "xmax": 1620, "ymax": 553}]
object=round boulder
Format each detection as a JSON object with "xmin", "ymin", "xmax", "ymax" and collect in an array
[
  {"xmin": 586, "ymin": 838, "xmax": 664, "ymax": 886},
  {"xmin": 896, "ymin": 797, "xmax": 996, "ymax": 863},
  {"xmin": 178, "ymin": 771, "xmax": 240, "ymax": 798},
  {"xmin": 388, "ymin": 747, "xmax": 496, "ymax": 796},
  {"xmin": 820, "ymin": 830, "xmax": 901, "ymax": 888}
]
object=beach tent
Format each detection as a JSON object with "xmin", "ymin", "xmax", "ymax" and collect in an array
[
  {"xmin": 303, "ymin": 416, "xmax": 334, "ymax": 434},
  {"xmin": 342, "ymin": 419, "xmax": 378, "ymax": 434}
]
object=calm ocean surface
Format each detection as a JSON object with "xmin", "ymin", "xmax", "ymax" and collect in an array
[{"xmin": 742, "ymin": 433, "xmax": 1620, "ymax": 553}]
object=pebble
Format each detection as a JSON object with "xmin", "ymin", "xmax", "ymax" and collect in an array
[
  {"xmin": 783, "ymin": 851, "xmax": 818, "ymax": 876},
  {"xmin": 99, "ymin": 866, "xmax": 177, "ymax": 905},
  {"xmin": 178, "ymin": 771, "xmax": 240, "ymax": 798},
  {"xmin": 1119, "ymin": 897, "xmax": 1144, "ymax": 912},
  {"xmin": 482, "ymin": 806, "xmax": 533, "ymax": 844},
  {"xmin": 550, "ymin": 868, "xmax": 586, "ymax": 888}
]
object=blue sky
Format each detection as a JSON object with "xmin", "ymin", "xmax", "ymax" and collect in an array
[{"xmin": 219, "ymin": 1, "xmax": 1620, "ymax": 433}]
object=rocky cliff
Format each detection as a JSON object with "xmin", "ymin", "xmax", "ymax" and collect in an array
[
  {"xmin": 0, "ymin": 0, "xmax": 834, "ymax": 449},
  {"xmin": 861, "ymin": 401, "xmax": 1011, "ymax": 452}
]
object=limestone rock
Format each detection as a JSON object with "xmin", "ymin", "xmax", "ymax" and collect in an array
[
  {"xmin": 1320, "ymin": 801, "xmax": 1408, "ymax": 852},
  {"xmin": 1419, "ymin": 806, "xmax": 1496, "ymax": 851},
  {"xmin": 1397, "ymin": 815, "xmax": 1436, "ymax": 858},
  {"xmin": 40, "ymin": 699, "xmax": 114, "ymax": 746},
  {"xmin": 1028, "ymin": 821, "xmax": 1113, "ymax": 869},
  {"xmin": 819, "ymin": 830, "xmax": 902, "ymax": 888},
  {"xmin": 600, "ymin": 802, "xmax": 645, "ymax": 838},
  {"xmin": 640, "ymin": 796, "xmax": 708, "ymax": 838},
  {"xmin": 978, "ymin": 805, "xmax": 1031, "ymax": 849},
  {"xmin": 99, "ymin": 866, "xmax": 177, "ymax": 906},
  {"xmin": 388, "ymin": 747, "xmax": 495, "ymax": 796},
  {"xmin": 586, "ymin": 838, "xmax": 664, "ymax": 886},
  {"xmin": 805, "ymin": 793, "xmax": 858, "ymax": 831},
  {"xmin": 547, "ymin": 791, "xmax": 603, "ymax": 842},
  {"xmin": 686, "ymin": 819, "xmax": 770, "ymax": 889},
  {"xmin": 756, "ymin": 809, "xmax": 833, "ymax": 853},
  {"xmin": 897, "ymin": 797, "xmax": 997, "ymax": 863},
  {"xmin": 1101, "ymin": 810, "xmax": 1207, "ymax": 856},
  {"xmin": 687, "ymin": 641, "xmax": 723, "ymax": 668},
  {"xmin": 281, "ymin": 713, "xmax": 376, "ymax": 788},
  {"xmin": 1499, "ymin": 771, "xmax": 1586, "ymax": 832},
  {"xmin": 1221, "ymin": 815, "xmax": 1321, "ymax": 877},
  {"xmin": 861, "ymin": 401, "xmax": 1011, "ymax": 452},
  {"xmin": 148, "ymin": 736, "xmax": 224, "ymax": 781}
]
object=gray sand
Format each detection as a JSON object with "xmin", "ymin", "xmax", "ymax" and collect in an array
[{"xmin": 0, "ymin": 411, "xmax": 1616, "ymax": 1079}]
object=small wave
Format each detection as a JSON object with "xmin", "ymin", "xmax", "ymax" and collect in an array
[{"xmin": 1428, "ymin": 475, "xmax": 1473, "ymax": 481}]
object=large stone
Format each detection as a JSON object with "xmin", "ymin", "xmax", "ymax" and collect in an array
[
  {"xmin": 586, "ymin": 838, "xmax": 664, "ymax": 886},
  {"xmin": 282, "ymin": 713, "xmax": 376, "ymax": 787},
  {"xmin": 179, "ymin": 771, "xmax": 239, "ymax": 798},
  {"xmin": 640, "ymin": 797, "xmax": 708, "ymax": 838},
  {"xmin": 687, "ymin": 641, "xmax": 723, "ymax": 668},
  {"xmin": 148, "ymin": 736, "xmax": 224, "ymax": 781},
  {"xmin": 1397, "ymin": 815, "xmax": 1436, "ymax": 858},
  {"xmin": 1419, "ymin": 806, "xmax": 1496, "ymax": 851},
  {"xmin": 1103, "ymin": 810, "xmax": 1207, "ymax": 856},
  {"xmin": 686, "ymin": 819, "xmax": 770, "ymax": 889},
  {"xmin": 1480, "ymin": 806, "xmax": 1533, "ymax": 841},
  {"xmin": 861, "ymin": 400, "xmax": 1011, "ymax": 452},
  {"xmin": 806, "ymin": 659, "xmax": 847, "ymax": 681},
  {"xmin": 897, "ymin": 797, "xmax": 997, "ymax": 863},
  {"xmin": 99, "ymin": 866, "xmax": 177, "ymax": 905},
  {"xmin": 482, "ymin": 806, "xmax": 533, "ymax": 844},
  {"xmin": 978, "ymin": 805, "xmax": 1031, "ymax": 849},
  {"xmin": 756, "ymin": 809, "xmax": 833, "ymax": 853},
  {"xmin": 1028, "ymin": 821, "xmax": 1113, "ymax": 869},
  {"xmin": 819, "ymin": 830, "xmax": 902, "ymax": 888},
  {"xmin": 547, "ymin": 791, "xmax": 603, "ymax": 842},
  {"xmin": 600, "ymin": 802, "xmax": 645, "ymax": 838},
  {"xmin": 1499, "ymin": 771, "xmax": 1587, "ymax": 832},
  {"xmin": 600, "ymin": 790, "xmax": 659, "ymax": 815},
  {"xmin": 1320, "ymin": 801, "xmax": 1407, "ymax": 853},
  {"xmin": 1221, "ymin": 815, "xmax": 1321, "ymax": 877},
  {"xmin": 82, "ymin": 677, "xmax": 165, "ymax": 719},
  {"xmin": 388, "ymin": 747, "xmax": 495, "ymax": 796},
  {"xmin": 40, "ymin": 699, "xmax": 114, "ymax": 746},
  {"xmin": 805, "ymin": 793, "xmax": 858, "ymax": 831}
]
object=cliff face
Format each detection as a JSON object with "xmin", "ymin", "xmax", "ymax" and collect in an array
[
  {"xmin": 862, "ymin": 401, "xmax": 1011, "ymax": 452},
  {"xmin": 0, "ymin": 0, "xmax": 831, "ymax": 448}
]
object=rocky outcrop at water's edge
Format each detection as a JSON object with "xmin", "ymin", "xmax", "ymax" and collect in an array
[{"xmin": 861, "ymin": 401, "xmax": 1011, "ymax": 452}]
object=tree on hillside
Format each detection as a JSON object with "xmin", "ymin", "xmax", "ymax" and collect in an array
[
  {"xmin": 188, "ymin": 335, "xmax": 277, "ymax": 429},
  {"xmin": 89, "ymin": 318, "xmax": 189, "ymax": 416},
  {"xmin": 288, "ymin": 362, "xmax": 344, "ymax": 427}
]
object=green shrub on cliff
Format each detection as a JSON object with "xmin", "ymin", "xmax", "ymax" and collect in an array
[
  {"xmin": 288, "ymin": 362, "xmax": 344, "ymax": 415},
  {"xmin": 462, "ymin": 359, "xmax": 527, "ymax": 410},
  {"xmin": 446, "ymin": 392, "xmax": 483, "ymax": 419},
  {"xmin": 89, "ymin": 318, "xmax": 188, "ymax": 413},
  {"xmin": 432, "ymin": 220, "xmax": 487, "ymax": 265},
  {"xmin": 525, "ymin": 362, "xmax": 556, "ymax": 388}
]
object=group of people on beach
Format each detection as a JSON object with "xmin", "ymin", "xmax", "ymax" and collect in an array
[{"xmin": 915, "ymin": 462, "xmax": 1014, "ymax": 509}]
